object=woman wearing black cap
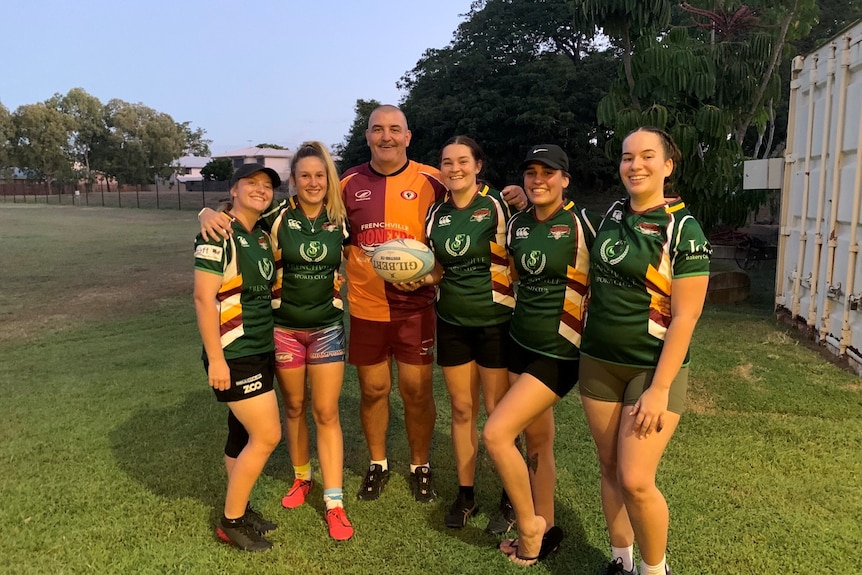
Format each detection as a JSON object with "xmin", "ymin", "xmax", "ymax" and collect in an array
[
  {"xmin": 482, "ymin": 144, "xmax": 598, "ymax": 566},
  {"xmin": 194, "ymin": 163, "xmax": 283, "ymax": 551}
]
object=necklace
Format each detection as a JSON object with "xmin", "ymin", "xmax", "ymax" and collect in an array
[{"xmin": 304, "ymin": 208, "xmax": 324, "ymax": 232}]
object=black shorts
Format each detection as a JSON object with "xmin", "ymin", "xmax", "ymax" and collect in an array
[
  {"xmin": 203, "ymin": 351, "xmax": 275, "ymax": 403},
  {"xmin": 507, "ymin": 338, "xmax": 579, "ymax": 398},
  {"xmin": 436, "ymin": 319, "xmax": 509, "ymax": 368}
]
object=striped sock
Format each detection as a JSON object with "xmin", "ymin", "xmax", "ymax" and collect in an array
[
  {"xmin": 323, "ymin": 488, "xmax": 344, "ymax": 510},
  {"xmin": 294, "ymin": 462, "xmax": 311, "ymax": 481}
]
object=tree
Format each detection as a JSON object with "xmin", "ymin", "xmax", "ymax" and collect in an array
[
  {"xmin": 180, "ymin": 121, "xmax": 212, "ymax": 157},
  {"xmin": 254, "ymin": 143, "xmax": 287, "ymax": 150},
  {"xmin": 201, "ymin": 157, "xmax": 233, "ymax": 181},
  {"xmin": 333, "ymin": 99, "xmax": 380, "ymax": 172},
  {"xmin": 11, "ymin": 103, "xmax": 75, "ymax": 192},
  {"xmin": 45, "ymin": 88, "xmax": 107, "ymax": 190},
  {"xmin": 0, "ymin": 101, "xmax": 12, "ymax": 172}
]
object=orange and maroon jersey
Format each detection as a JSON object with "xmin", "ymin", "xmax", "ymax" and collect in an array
[{"xmin": 341, "ymin": 160, "xmax": 447, "ymax": 321}]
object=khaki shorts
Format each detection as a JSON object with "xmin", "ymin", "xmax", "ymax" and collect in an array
[{"xmin": 578, "ymin": 355, "xmax": 688, "ymax": 414}]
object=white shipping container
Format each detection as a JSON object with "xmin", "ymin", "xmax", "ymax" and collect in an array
[{"xmin": 778, "ymin": 20, "xmax": 862, "ymax": 373}]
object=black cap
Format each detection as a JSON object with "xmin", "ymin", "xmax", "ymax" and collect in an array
[
  {"xmin": 519, "ymin": 144, "xmax": 569, "ymax": 173},
  {"xmin": 230, "ymin": 163, "xmax": 282, "ymax": 188}
]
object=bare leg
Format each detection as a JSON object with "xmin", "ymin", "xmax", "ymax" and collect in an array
[
  {"xmin": 276, "ymin": 365, "xmax": 309, "ymax": 469},
  {"xmin": 223, "ymin": 391, "xmax": 281, "ymax": 518},
  {"xmin": 525, "ymin": 407, "xmax": 556, "ymax": 526},
  {"xmin": 581, "ymin": 396, "xmax": 634, "ymax": 549},
  {"xmin": 308, "ymin": 361, "xmax": 345, "ymax": 490},
  {"xmin": 395, "ymin": 360, "xmax": 435, "ymax": 465},
  {"xmin": 357, "ymin": 360, "xmax": 392, "ymax": 460},
  {"xmin": 443, "ymin": 362, "xmax": 480, "ymax": 485},
  {"xmin": 483, "ymin": 373, "xmax": 558, "ymax": 562}
]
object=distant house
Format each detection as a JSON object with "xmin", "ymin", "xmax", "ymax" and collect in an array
[
  {"xmin": 172, "ymin": 155, "xmax": 211, "ymax": 184},
  {"xmin": 213, "ymin": 147, "xmax": 293, "ymax": 184}
]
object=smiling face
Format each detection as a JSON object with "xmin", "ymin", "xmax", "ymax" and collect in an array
[
  {"xmin": 440, "ymin": 143, "xmax": 482, "ymax": 195},
  {"xmin": 291, "ymin": 156, "xmax": 327, "ymax": 212},
  {"xmin": 523, "ymin": 162, "xmax": 568, "ymax": 213},
  {"xmin": 231, "ymin": 171, "xmax": 274, "ymax": 215},
  {"xmin": 366, "ymin": 107, "xmax": 411, "ymax": 173},
  {"xmin": 619, "ymin": 130, "xmax": 674, "ymax": 205}
]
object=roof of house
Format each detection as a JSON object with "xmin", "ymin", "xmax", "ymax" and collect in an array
[
  {"xmin": 213, "ymin": 147, "xmax": 293, "ymax": 159},
  {"xmin": 173, "ymin": 155, "xmax": 211, "ymax": 168}
]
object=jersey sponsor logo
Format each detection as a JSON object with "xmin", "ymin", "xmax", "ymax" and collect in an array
[
  {"xmin": 300, "ymin": 241, "xmax": 328, "ymax": 263},
  {"xmin": 258, "ymin": 236, "xmax": 270, "ymax": 250},
  {"xmin": 521, "ymin": 250, "xmax": 547, "ymax": 275},
  {"xmin": 444, "ymin": 234, "xmax": 471, "ymax": 257},
  {"xmin": 611, "ymin": 209, "xmax": 623, "ymax": 222},
  {"xmin": 236, "ymin": 372, "xmax": 263, "ymax": 394},
  {"xmin": 685, "ymin": 239, "xmax": 712, "ymax": 260},
  {"xmin": 354, "ymin": 189, "xmax": 372, "ymax": 201},
  {"xmin": 276, "ymin": 351, "xmax": 294, "ymax": 363},
  {"xmin": 258, "ymin": 258, "xmax": 274, "ymax": 280},
  {"xmin": 599, "ymin": 238, "xmax": 629, "ymax": 265},
  {"xmin": 548, "ymin": 224, "xmax": 570, "ymax": 240},
  {"xmin": 357, "ymin": 228, "xmax": 411, "ymax": 254},
  {"xmin": 322, "ymin": 222, "xmax": 339, "ymax": 232},
  {"xmin": 195, "ymin": 244, "xmax": 223, "ymax": 262},
  {"xmin": 401, "ymin": 189, "xmax": 418, "ymax": 200},
  {"xmin": 438, "ymin": 214, "xmax": 452, "ymax": 227},
  {"xmin": 470, "ymin": 208, "xmax": 491, "ymax": 222},
  {"xmin": 238, "ymin": 236, "xmax": 249, "ymax": 247},
  {"xmin": 515, "ymin": 226, "xmax": 530, "ymax": 239},
  {"xmin": 288, "ymin": 218, "xmax": 302, "ymax": 230},
  {"xmin": 420, "ymin": 338, "xmax": 434, "ymax": 356},
  {"xmin": 635, "ymin": 222, "xmax": 662, "ymax": 237}
]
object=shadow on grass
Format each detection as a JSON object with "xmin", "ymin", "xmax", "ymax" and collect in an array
[{"xmin": 108, "ymin": 389, "xmax": 227, "ymax": 510}]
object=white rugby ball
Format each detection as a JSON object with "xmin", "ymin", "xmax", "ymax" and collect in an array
[{"xmin": 371, "ymin": 238, "xmax": 435, "ymax": 283}]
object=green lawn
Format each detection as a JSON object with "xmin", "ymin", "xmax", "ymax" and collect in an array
[{"xmin": 1, "ymin": 204, "xmax": 859, "ymax": 574}]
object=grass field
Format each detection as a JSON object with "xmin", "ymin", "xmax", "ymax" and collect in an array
[{"xmin": 1, "ymin": 204, "xmax": 860, "ymax": 575}]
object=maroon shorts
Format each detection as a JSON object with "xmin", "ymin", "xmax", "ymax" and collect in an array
[{"xmin": 348, "ymin": 307, "xmax": 435, "ymax": 366}]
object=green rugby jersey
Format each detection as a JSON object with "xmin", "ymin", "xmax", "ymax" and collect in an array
[
  {"xmin": 581, "ymin": 197, "xmax": 711, "ymax": 367},
  {"xmin": 425, "ymin": 184, "xmax": 515, "ymax": 327},
  {"xmin": 194, "ymin": 220, "xmax": 275, "ymax": 359},
  {"xmin": 506, "ymin": 202, "xmax": 597, "ymax": 360},
  {"xmin": 266, "ymin": 196, "xmax": 348, "ymax": 329}
]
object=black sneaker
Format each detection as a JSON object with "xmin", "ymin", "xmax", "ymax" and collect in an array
[
  {"xmin": 244, "ymin": 504, "xmax": 277, "ymax": 534},
  {"xmin": 216, "ymin": 515, "xmax": 272, "ymax": 551},
  {"xmin": 409, "ymin": 465, "xmax": 438, "ymax": 503},
  {"xmin": 485, "ymin": 495, "xmax": 516, "ymax": 535},
  {"xmin": 356, "ymin": 464, "xmax": 390, "ymax": 501},
  {"xmin": 604, "ymin": 558, "xmax": 637, "ymax": 575},
  {"xmin": 444, "ymin": 492, "xmax": 478, "ymax": 528}
]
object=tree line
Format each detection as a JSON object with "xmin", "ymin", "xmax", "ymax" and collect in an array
[
  {"xmin": 0, "ymin": 88, "xmax": 210, "ymax": 192},
  {"xmin": 334, "ymin": 0, "xmax": 862, "ymax": 232}
]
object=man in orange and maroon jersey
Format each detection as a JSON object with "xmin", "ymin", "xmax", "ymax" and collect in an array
[{"xmin": 342, "ymin": 105, "xmax": 444, "ymax": 503}]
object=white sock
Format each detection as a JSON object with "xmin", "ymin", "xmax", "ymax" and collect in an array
[
  {"xmin": 612, "ymin": 545, "xmax": 635, "ymax": 572},
  {"xmin": 641, "ymin": 555, "xmax": 667, "ymax": 575},
  {"xmin": 409, "ymin": 462, "xmax": 429, "ymax": 473},
  {"xmin": 371, "ymin": 458, "xmax": 388, "ymax": 472}
]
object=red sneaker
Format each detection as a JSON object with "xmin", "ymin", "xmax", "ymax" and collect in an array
[
  {"xmin": 281, "ymin": 479, "xmax": 313, "ymax": 509},
  {"xmin": 325, "ymin": 506, "xmax": 354, "ymax": 541}
]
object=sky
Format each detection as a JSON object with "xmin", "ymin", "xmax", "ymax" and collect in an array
[{"xmin": 0, "ymin": 0, "xmax": 474, "ymax": 155}]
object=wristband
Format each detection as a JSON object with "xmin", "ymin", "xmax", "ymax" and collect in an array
[{"xmin": 197, "ymin": 207, "xmax": 207, "ymax": 220}]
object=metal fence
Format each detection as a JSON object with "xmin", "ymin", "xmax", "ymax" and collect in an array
[{"xmin": 0, "ymin": 181, "xmax": 290, "ymax": 212}]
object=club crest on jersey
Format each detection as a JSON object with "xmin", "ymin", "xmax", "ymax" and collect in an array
[
  {"xmin": 521, "ymin": 250, "xmax": 547, "ymax": 275},
  {"xmin": 238, "ymin": 236, "xmax": 250, "ymax": 247},
  {"xmin": 258, "ymin": 236, "xmax": 270, "ymax": 250},
  {"xmin": 470, "ymin": 208, "xmax": 491, "ymax": 222},
  {"xmin": 300, "ymin": 241, "xmax": 328, "ymax": 263},
  {"xmin": 611, "ymin": 209, "xmax": 623, "ymax": 222},
  {"xmin": 288, "ymin": 218, "xmax": 302, "ymax": 230},
  {"xmin": 354, "ymin": 189, "xmax": 372, "ymax": 202},
  {"xmin": 322, "ymin": 222, "xmax": 338, "ymax": 232},
  {"xmin": 635, "ymin": 222, "xmax": 662, "ymax": 237},
  {"xmin": 548, "ymin": 225, "xmax": 570, "ymax": 240},
  {"xmin": 445, "ymin": 234, "xmax": 471, "ymax": 257},
  {"xmin": 438, "ymin": 215, "xmax": 452, "ymax": 227},
  {"xmin": 600, "ymin": 238, "xmax": 629, "ymax": 265},
  {"xmin": 401, "ymin": 189, "xmax": 418, "ymax": 200},
  {"xmin": 258, "ymin": 258, "xmax": 274, "ymax": 280},
  {"xmin": 515, "ymin": 226, "xmax": 530, "ymax": 239}
]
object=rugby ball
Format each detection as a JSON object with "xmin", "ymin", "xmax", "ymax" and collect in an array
[{"xmin": 371, "ymin": 238, "xmax": 435, "ymax": 283}]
